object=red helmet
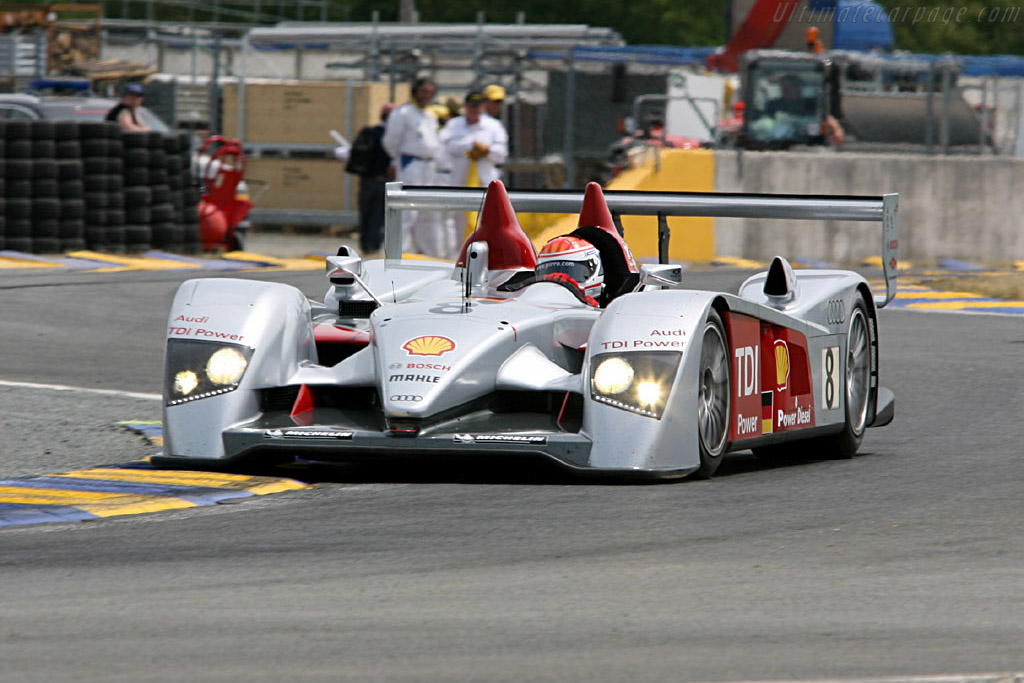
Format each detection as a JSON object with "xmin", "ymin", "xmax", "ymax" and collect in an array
[{"xmin": 536, "ymin": 236, "xmax": 604, "ymax": 298}]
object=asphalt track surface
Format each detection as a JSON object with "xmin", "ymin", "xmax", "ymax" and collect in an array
[{"xmin": 1, "ymin": 264, "xmax": 1023, "ymax": 683}]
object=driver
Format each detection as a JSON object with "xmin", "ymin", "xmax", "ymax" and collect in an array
[{"xmin": 535, "ymin": 236, "xmax": 604, "ymax": 307}]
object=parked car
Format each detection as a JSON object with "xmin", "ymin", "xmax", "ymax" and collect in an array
[{"xmin": 0, "ymin": 93, "xmax": 170, "ymax": 131}]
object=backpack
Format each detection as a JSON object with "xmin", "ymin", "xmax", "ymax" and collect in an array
[{"xmin": 345, "ymin": 126, "xmax": 379, "ymax": 176}]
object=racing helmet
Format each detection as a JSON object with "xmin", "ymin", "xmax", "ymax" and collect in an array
[{"xmin": 536, "ymin": 236, "xmax": 604, "ymax": 298}]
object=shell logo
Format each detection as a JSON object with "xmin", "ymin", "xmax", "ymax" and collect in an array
[
  {"xmin": 774, "ymin": 339, "xmax": 790, "ymax": 392},
  {"xmin": 403, "ymin": 335, "xmax": 456, "ymax": 357}
]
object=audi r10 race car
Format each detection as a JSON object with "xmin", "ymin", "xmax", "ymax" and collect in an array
[{"xmin": 155, "ymin": 180, "xmax": 897, "ymax": 479}]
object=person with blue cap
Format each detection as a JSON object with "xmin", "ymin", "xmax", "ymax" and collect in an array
[{"xmin": 105, "ymin": 82, "xmax": 151, "ymax": 132}]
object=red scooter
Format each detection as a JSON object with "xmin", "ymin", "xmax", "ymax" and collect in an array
[{"xmin": 197, "ymin": 136, "xmax": 254, "ymax": 251}]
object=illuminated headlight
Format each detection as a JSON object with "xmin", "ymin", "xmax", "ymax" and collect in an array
[
  {"xmin": 589, "ymin": 352, "xmax": 681, "ymax": 419},
  {"xmin": 593, "ymin": 357, "xmax": 634, "ymax": 394},
  {"xmin": 165, "ymin": 340, "xmax": 253, "ymax": 406}
]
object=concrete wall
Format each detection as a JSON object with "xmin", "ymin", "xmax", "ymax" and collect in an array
[{"xmin": 714, "ymin": 150, "xmax": 1024, "ymax": 263}]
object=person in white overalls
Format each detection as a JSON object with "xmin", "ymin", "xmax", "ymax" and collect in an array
[
  {"xmin": 440, "ymin": 91, "xmax": 509, "ymax": 249},
  {"xmin": 382, "ymin": 78, "xmax": 444, "ymax": 257}
]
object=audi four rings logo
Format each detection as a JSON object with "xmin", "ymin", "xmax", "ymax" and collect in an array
[
  {"xmin": 390, "ymin": 394, "xmax": 422, "ymax": 402},
  {"xmin": 827, "ymin": 299, "xmax": 846, "ymax": 325}
]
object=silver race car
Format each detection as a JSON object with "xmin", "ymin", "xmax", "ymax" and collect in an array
[{"xmin": 155, "ymin": 181, "xmax": 897, "ymax": 479}]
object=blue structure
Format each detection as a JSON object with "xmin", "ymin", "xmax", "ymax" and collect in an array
[{"xmin": 833, "ymin": 0, "xmax": 895, "ymax": 51}]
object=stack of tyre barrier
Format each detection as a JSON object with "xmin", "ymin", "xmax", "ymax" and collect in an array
[
  {"xmin": 56, "ymin": 121, "xmax": 86, "ymax": 252},
  {"xmin": 2, "ymin": 122, "xmax": 200, "ymax": 255},
  {"xmin": 122, "ymin": 131, "xmax": 153, "ymax": 252},
  {"xmin": 79, "ymin": 122, "xmax": 124, "ymax": 252}
]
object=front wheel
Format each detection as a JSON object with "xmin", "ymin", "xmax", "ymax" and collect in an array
[{"xmin": 694, "ymin": 309, "xmax": 730, "ymax": 479}]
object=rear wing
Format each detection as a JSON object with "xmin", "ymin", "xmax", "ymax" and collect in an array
[{"xmin": 384, "ymin": 183, "xmax": 899, "ymax": 309}]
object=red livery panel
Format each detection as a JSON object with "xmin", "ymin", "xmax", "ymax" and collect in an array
[{"xmin": 724, "ymin": 312, "xmax": 815, "ymax": 442}]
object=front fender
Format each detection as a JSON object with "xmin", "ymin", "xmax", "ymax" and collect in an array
[
  {"xmin": 163, "ymin": 278, "xmax": 315, "ymax": 459},
  {"xmin": 583, "ymin": 290, "xmax": 721, "ymax": 473}
]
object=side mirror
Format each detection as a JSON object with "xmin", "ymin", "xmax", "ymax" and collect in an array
[
  {"xmin": 326, "ymin": 251, "xmax": 362, "ymax": 282},
  {"xmin": 465, "ymin": 241, "xmax": 489, "ymax": 294},
  {"xmin": 639, "ymin": 263, "xmax": 684, "ymax": 289}
]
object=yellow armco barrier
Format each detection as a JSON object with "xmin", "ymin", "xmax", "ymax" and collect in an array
[{"xmin": 532, "ymin": 148, "xmax": 716, "ymax": 262}]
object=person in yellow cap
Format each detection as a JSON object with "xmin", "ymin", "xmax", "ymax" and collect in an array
[{"xmin": 482, "ymin": 84, "xmax": 506, "ymax": 119}]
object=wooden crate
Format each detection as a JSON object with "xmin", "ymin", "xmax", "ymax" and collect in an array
[
  {"xmin": 246, "ymin": 158, "xmax": 350, "ymax": 212},
  {"xmin": 223, "ymin": 80, "xmax": 409, "ymax": 145}
]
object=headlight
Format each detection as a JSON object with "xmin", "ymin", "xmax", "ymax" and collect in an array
[
  {"xmin": 165, "ymin": 340, "xmax": 253, "ymax": 406},
  {"xmin": 593, "ymin": 357, "xmax": 634, "ymax": 394},
  {"xmin": 589, "ymin": 352, "xmax": 681, "ymax": 419}
]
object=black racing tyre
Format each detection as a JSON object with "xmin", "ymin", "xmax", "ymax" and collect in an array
[
  {"xmin": 32, "ymin": 198, "xmax": 61, "ymax": 219},
  {"xmin": 105, "ymin": 225, "xmax": 126, "ymax": 251},
  {"xmin": 150, "ymin": 168, "xmax": 169, "ymax": 185},
  {"xmin": 78, "ymin": 122, "xmax": 108, "ymax": 139},
  {"xmin": 107, "ymin": 174, "xmax": 124, "ymax": 193},
  {"xmin": 163, "ymin": 135, "xmax": 181, "ymax": 153},
  {"xmin": 122, "ymin": 132, "xmax": 148, "ymax": 148},
  {"xmin": 60, "ymin": 180, "xmax": 85, "ymax": 200},
  {"xmin": 818, "ymin": 294, "xmax": 872, "ymax": 459},
  {"xmin": 149, "ymin": 148, "xmax": 167, "ymax": 169},
  {"xmin": 181, "ymin": 222, "xmax": 200, "ymax": 253},
  {"xmin": 7, "ymin": 179, "xmax": 32, "ymax": 198},
  {"xmin": 124, "ymin": 167, "xmax": 150, "ymax": 186},
  {"xmin": 107, "ymin": 209, "xmax": 125, "ymax": 226},
  {"xmin": 33, "ymin": 179, "xmax": 59, "ymax": 198},
  {"xmin": 165, "ymin": 154, "xmax": 182, "ymax": 172},
  {"xmin": 146, "ymin": 131, "xmax": 165, "ymax": 149},
  {"xmin": 83, "ymin": 157, "xmax": 107, "ymax": 175},
  {"xmin": 84, "ymin": 226, "xmax": 106, "ymax": 249},
  {"xmin": 30, "ymin": 120, "xmax": 55, "ymax": 139},
  {"xmin": 31, "ymin": 237, "xmax": 62, "ymax": 254},
  {"xmin": 54, "ymin": 121, "xmax": 78, "ymax": 141},
  {"xmin": 167, "ymin": 174, "xmax": 183, "ymax": 191},
  {"xmin": 33, "ymin": 218, "xmax": 59, "ymax": 238},
  {"xmin": 5, "ymin": 218, "xmax": 31, "ymax": 238},
  {"xmin": 107, "ymin": 192, "xmax": 124, "ymax": 209},
  {"xmin": 7, "ymin": 198, "xmax": 31, "ymax": 220},
  {"xmin": 4, "ymin": 120, "xmax": 30, "ymax": 139},
  {"xmin": 108, "ymin": 158, "xmax": 124, "ymax": 175},
  {"xmin": 59, "ymin": 218, "xmax": 85, "ymax": 238},
  {"xmin": 55, "ymin": 140, "xmax": 81, "ymax": 159},
  {"xmin": 105, "ymin": 123, "xmax": 122, "ymax": 140},
  {"xmin": 125, "ymin": 205, "xmax": 151, "ymax": 224},
  {"xmin": 152, "ymin": 184, "xmax": 171, "ymax": 204},
  {"xmin": 6, "ymin": 139, "xmax": 32, "ymax": 159},
  {"xmin": 125, "ymin": 186, "xmax": 152, "ymax": 207},
  {"xmin": 81, "ymin": 138, "xmax": 108, "ymax": 157},
  {"xmin": 124, "ymin": 223, "xmax": 152, "ymax": 247},
  {"xmin": 123, "ymin": 147, "xmax": 150, "ymax": 168},
  {"xmin": 4, "ymin": 236, "xmax": 32, "ymax": 252},
  {"xmin": 32, "ymin": 140, "xmax": 56, "ymax": 158},
  {"xmin": 32, "ymin": 159, "xmax": 58, "ymax": 179},
  {"xmin": 693, "ymin": 308, "xmax": 731, "ymax": 479},
  {"xmin": 61, "ymin": 199, "xmax": 86, "ymax": 219},
  {"xmin": 59, "ymin": 237, "xmax": 86, "ymax": 252},
  {"xmin": 6, "ymin": 159, "xmax": 32, "ymax": 180},
  {"xmin": 151, "ymin": 202, "xmax": 175, "ymax": 223},
  {"xmin": 108, "ymin": 140, "xmax": 123, "ymax": 158},
  {"xmin": 85, "ymin": 209, "xmax": 107, "ymax": 227},
  {"xmin": 57, "ymin": 160, "xmax": 83, "ymax": 181},
  {"xmin": 152, "ymin": 222, "xmax": 184, "ymax": 248},
  {"xmin": 84, "ymin": 176, "xmax": 106, "ymax": 193}
]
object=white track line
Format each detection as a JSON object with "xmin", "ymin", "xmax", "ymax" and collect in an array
[
  {"xmin": 703, "ymin": 675, "xmax": 1023, "ymax": 683},
  {"xmin": 0, "ymin": 379, "xmax": 161, "ymax": 401}
]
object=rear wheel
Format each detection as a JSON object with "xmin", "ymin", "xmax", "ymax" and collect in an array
[
  {"xmin": 694, "ymin": 309, "xmax": 730, "ymax": 479},
  {"xmin": 826, "ymin": 294, "xmax": 872, "ymax": 458}
]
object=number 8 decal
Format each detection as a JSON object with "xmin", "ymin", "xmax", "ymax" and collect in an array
[{"xmin": 822, "ymin": 346, "xmax": 840, "ymax": 410}]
